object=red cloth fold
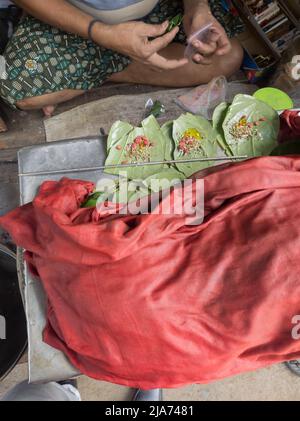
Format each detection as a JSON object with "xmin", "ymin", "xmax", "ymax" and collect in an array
[{"xmin": 2, "ymin": 157, "xmax": 300, "ymax": 389}]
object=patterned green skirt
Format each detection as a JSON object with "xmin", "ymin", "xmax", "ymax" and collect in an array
[{"xmin": 0, "ymin": 0, "xmax": 244, "ymax": 108}]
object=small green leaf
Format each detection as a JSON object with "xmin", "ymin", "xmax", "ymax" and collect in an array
[
  {"xmin": 146, "ymin": 100, "xmax": 166, "ymax": 118},
  {"xmin": 167, "ymin": 13, "xmax": 183, "ymax": 32},
  {"xmin": 82, "ymin": 191, "xmax": 105, "ymax": 208}
]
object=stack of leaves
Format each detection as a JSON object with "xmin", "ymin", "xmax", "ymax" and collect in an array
[{"xmin": 83, "ymin": 114, "xmax": 218, "ymax": 207}]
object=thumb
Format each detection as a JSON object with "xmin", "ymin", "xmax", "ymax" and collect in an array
[{"xmin": 142, "ymin": 20, "xmax": 169, "ymax": 37}]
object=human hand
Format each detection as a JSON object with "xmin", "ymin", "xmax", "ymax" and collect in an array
[
  {"xmin": 98, "ymin": 20, "xmax": 188, "ymax": 71},
  {"xmin": 184, "ymin": 3, "xmax": 231, "ymax": 64}
]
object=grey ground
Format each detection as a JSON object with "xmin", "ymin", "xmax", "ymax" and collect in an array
[{"xmin": 1, "ymin": 361, "xmax": 300, "ymax": 401}]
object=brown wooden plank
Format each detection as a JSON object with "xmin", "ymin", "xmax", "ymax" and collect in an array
[{"xmin": 0, "ymin": 147, "xmax": 19, "ymax": 163}]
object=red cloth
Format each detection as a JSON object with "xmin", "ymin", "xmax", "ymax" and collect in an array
[
  {"xmin": 279, "ymin": 110, "xmax": 300, "ymax": 143},
  {"xmin": 2, "ymin": 157, "xmax": 300, "ymax": 389}
]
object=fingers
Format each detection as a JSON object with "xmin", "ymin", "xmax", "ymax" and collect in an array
[
  {"xmin": 215, "ymin": 30, "xmax": 231, "ymax": 56},
  {"xmin": 209, "ymin": 28, "xmax": 221, "ymax": 43},
  {"xmin": 187, "ymin": 25, "xmax": 220, "ymax": 62},
  {"xmin": 190, "ymin": 31, "xmax": 231, "ymax": 60},
  {"xmin": 142, "ymin": 20, "xmax": 169, "ymax": 37},
  {"xmin": 147, "ymin": 26, "xmax": 180, "ymax": 54},
  {"xmin": 216, "ymin": 39, "xmax": 232, "ymax": 55},
  {"xmin": 191, "ymin": 39, "xmax": 217, "ymax": 56},
  {"xmin": 188, "ymin": 24, "xmax": 231, "ymax": 58},
  {"xmin": 192, "ymin": 53, "xmax": 213, "ymax": 65},
  {"xmin": 147, "ymin": 53, "xmax": 188, "ymax": 71}
]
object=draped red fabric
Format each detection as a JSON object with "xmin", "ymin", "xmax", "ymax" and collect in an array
[{"xmin": 2, "ymin": 156, "xmax": 300, "ymax": 389}]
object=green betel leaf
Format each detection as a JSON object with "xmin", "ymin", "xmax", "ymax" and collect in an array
[
  {"xmin": 161, "ymin": 120, "xmax": 175, "ymax": 162},
  {"xmin": 141, "ymin": 114, "xmax": 167, "ymax": 171},
  {"xmin": 82, "ymin": 191, "xmax": 104, "ymax": 208},
  {"xmin": 222, "ymin": 94, "xmax": 280, "ymax": 157},
  {"xmin": 172, "ymin": 113, "xmax": 218, "ymax": 177},
  {"xmin": 106, "ymin": 121, "xmax": 133, "ymax": 151},
  {"xmin": 212, "ymin": 102, "xmax": 234, "ymax": 156},
  {"xmin": 143, "ymin": 168, "xmax": 185, "ymax": 192},
  {"xmin": 104, "ymin": 115, "xmax": 167, "ymax": 180},
  {"xmin": 167, "ymin": 13, "xmax": 183, "ymax": 32},
  {"xmin": 81, "ymin": 178, "xmax": 118, "ymax": 207}
]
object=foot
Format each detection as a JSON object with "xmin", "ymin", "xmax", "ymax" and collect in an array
[
  {"xmin": 42, "ymin": 105, "xmax": 56, "ymax": 118},
  {"xmin": 132, "ymin": 389, "xmax": 163, "ymax": 401}
]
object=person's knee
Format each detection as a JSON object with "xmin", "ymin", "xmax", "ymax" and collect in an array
[{"xmin": 224, "ymin": 38, "xmax": 244, "ymax": 76}]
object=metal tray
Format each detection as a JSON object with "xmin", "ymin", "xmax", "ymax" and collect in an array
[{"xmin": 18, "ymin": 136, "xmax": 109, "ymax": 383}]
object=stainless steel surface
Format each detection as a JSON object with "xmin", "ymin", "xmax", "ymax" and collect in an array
[
  {"xmin": 19, "ymin": 156, "xmax": 248, "ymax": 177},
  {"xmin": 18, "ymin": 136, "xmax": 111, "ymax": 383}
]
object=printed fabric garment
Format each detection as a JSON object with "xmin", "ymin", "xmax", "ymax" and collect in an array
[
  {"xmin": 1, "ymin": 156, "xmax": 300, "ymax": 389},
  {"xmin": 0, "ymin": 0, "xmax": 244, "ymax": 108}
]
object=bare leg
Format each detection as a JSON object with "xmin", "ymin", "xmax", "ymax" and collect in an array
[
  {"xmin": 16, "ymin": 89, "xmax": 85, "ymax": 115},
  {"xmin": 15, "ymin": 39, "xmax": 243, "ymax": 112},
  {"xmin": 110, "ymin": 39, "xmax": 244, "ymax": 87}
]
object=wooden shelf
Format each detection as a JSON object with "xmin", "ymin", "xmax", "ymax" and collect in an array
[{"xmin": 233, "ymin": 0, "xmax": 299, "ymax": 59}]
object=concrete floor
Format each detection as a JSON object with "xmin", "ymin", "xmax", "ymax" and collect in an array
[{"xmin": 1, "ymin": 362, "xmax": 300, "ymax": 401}]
